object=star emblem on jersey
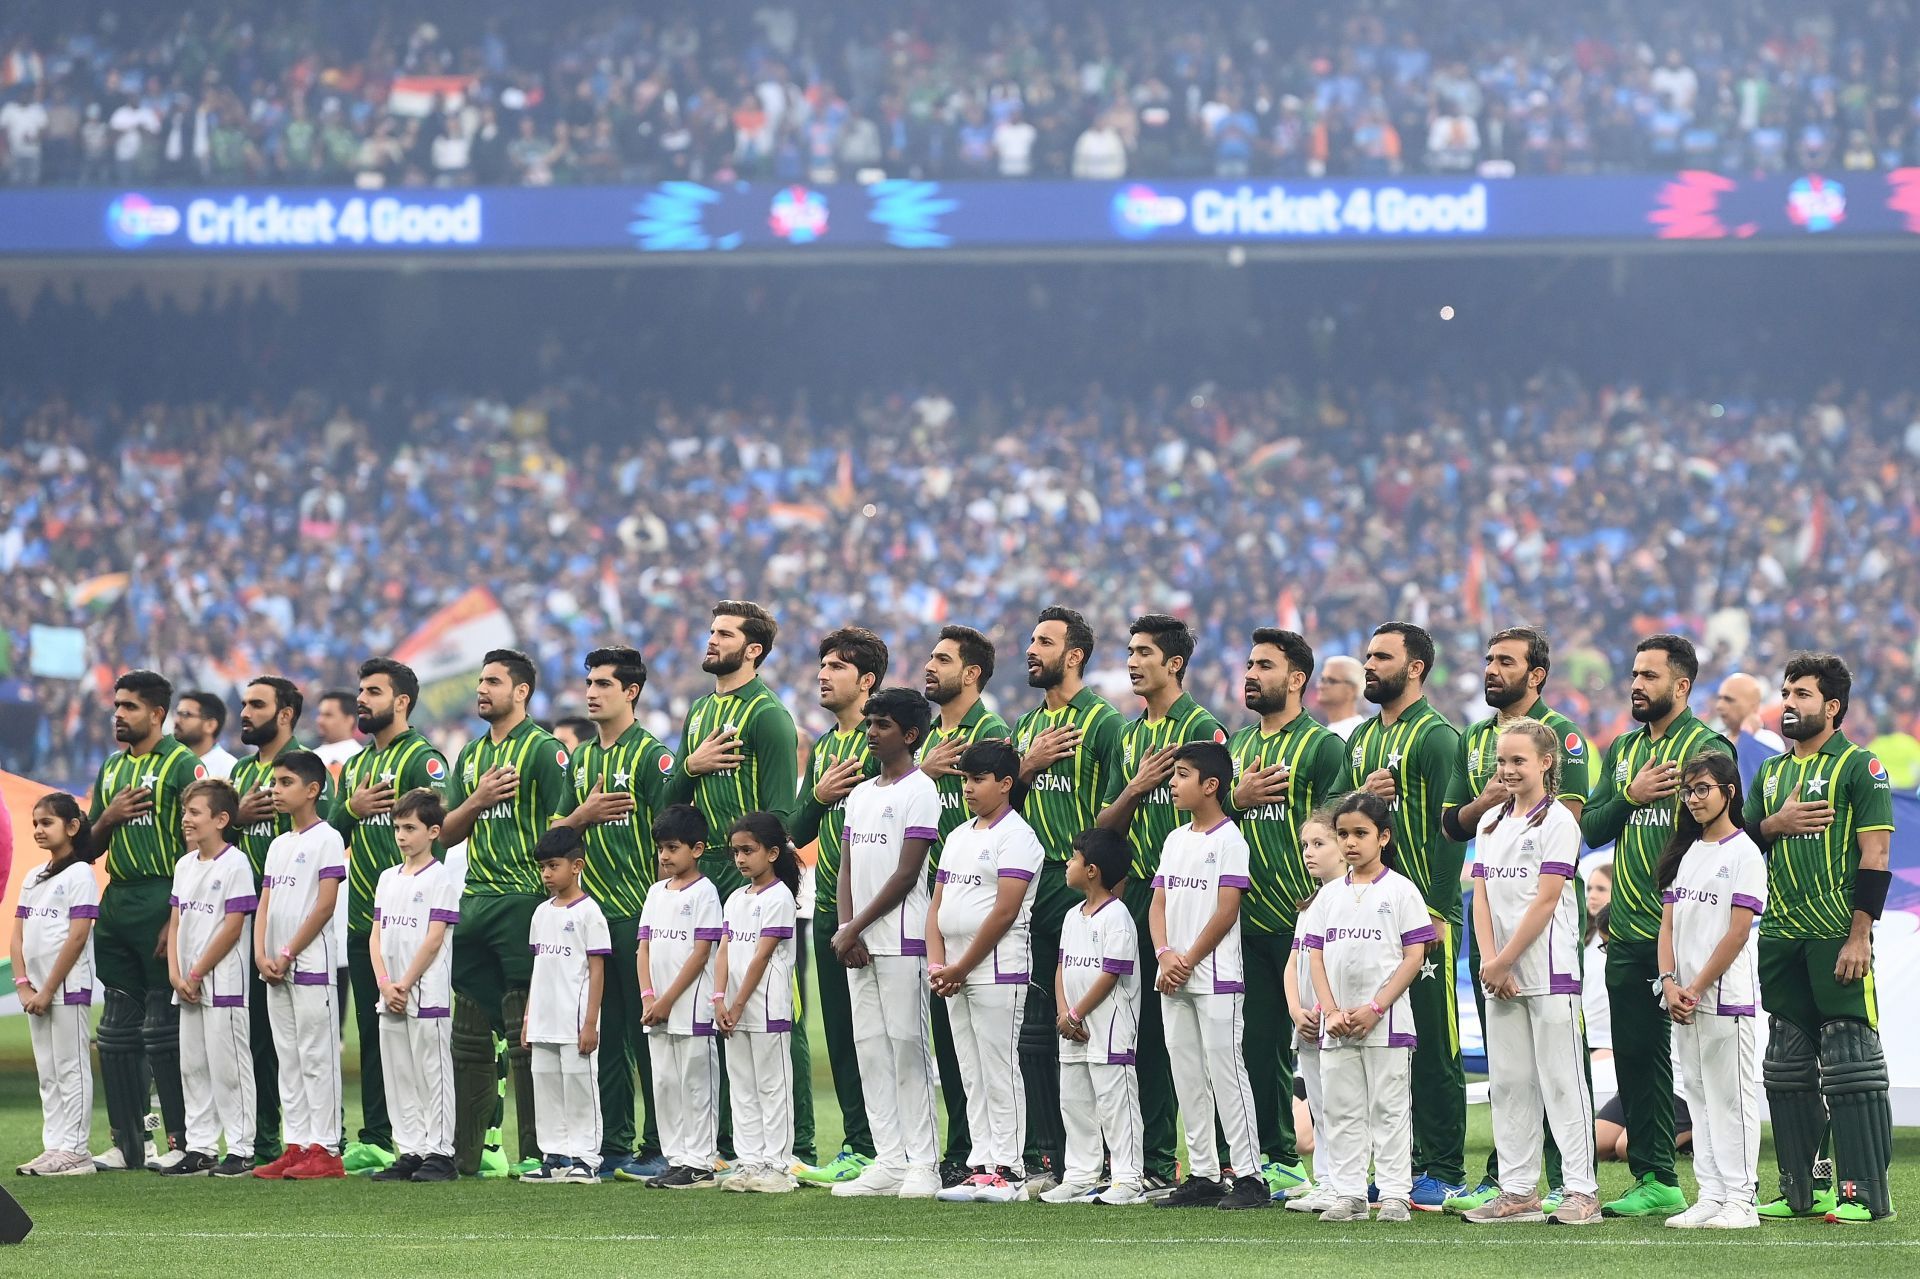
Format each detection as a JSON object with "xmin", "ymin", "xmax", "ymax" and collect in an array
[
  {"xmin": 380, "ymin": 770, "xmax": 397, "ymax": 786},
  {"xmin": 142, "ymin": 771, "xmax": 159, "ymax": 787},
  {"xmin": 1804, "ymin": 775, "xmax": 1829, "ymax": 798},
  {"xmin": 1419, "ymin": 957, "xmax": 1438, "ymax": 981},
  {"xmin": 1386, "ymin": 749, "xmax": 1403, "ymax": 770},
  {"xmin": 612, "ymin": 770, "xmax": 631, "ymax": 789}
]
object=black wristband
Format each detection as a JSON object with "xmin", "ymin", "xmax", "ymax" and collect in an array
[
  {"xmin": 1441, "ymin": 805, "xmax": 1470, "ymax": 844},
  {"xmin": 1853, "ymin": 867, "xmax": 1892, "ymax": 921}
]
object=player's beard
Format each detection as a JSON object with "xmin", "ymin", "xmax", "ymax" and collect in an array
[
  {"xmin": 476, "ymin": 699, "xmax": 511, "ymax": 724},
  {"xmin": 238, "ymin": 719, "xmax": 277, "ymax": 747},
  {"xmin": 356, "ymin": 707, "xmax": 394, "ymax": 736},
  {"xmin": 1779, "ymin": 706, "xmax": 1828, "ymax": 741},
  {"xmin": 925, "ymin": 673, "xmax": 962, "ymax": 706},
  {"xmin": 1630, "ymin": 691, "xmax": 1674, "ymax": 724},
  {"xmin": 702, "ymin": 649, "xmax": 745, "ymax": 678},
  {"xmin": 113, "ymin": 718, "xmax": 141, "ymax": 743},
  {"xmin": 1244, "ymin": 683, "xmax": 1287, "ymax": 715},
  {"xmin": 1484, "ymin": 679, "xmax": 1528, "ymax": 711},
  {"xmin": 1027, "ymin": 655, "xmax": 1065, "ymax": 690},
  {"xmin": 1364, "ymin": 668, "xmax": 1407, "ymax": 706}
]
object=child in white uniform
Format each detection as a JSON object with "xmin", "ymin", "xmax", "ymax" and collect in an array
[
  {"xmin": 638, "ymin": 804, "xmax": 723, "ymax": 1188},
  {"xmin": 716, "ymin": 812, "xmax": 802, "ymax": 1193},
  {"xmin": 1281, "ymin": 809, "xmax": 1346, "ymax": 1213},
  {"xmin": 521, "ymin": 827, "xmax": 611, "ymax": 1184}
]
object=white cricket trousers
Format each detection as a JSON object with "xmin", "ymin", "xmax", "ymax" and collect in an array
[
  {"xmin": 30, "ymin": 1000, "xmax": 92, "ymax": 1153},
  {"xmin": 1060, "ymin": 1056, "xmax": 1141, "ymax": 1187},
  {"xmin": 726, "ymin": 1028, "xmax": 794, "ymax": 1172},
  {"xmin": 531, "ymin": 1041, "xmax": 602, "ymax": 1168},
  {"xmin": 1319, "ymin": 1045, "xmax": 1411, "ymax": 1200},
  {"xmin": 1484, "ymin": 992, "xmax": 1597, "ymax": 1196},
  {"xmin": 848, "ymin": 955, "xmax": 938, "ymax": 1169},
  {"xmin": 1160, "ymin": 990, "xmax": 1259, "ymax": 1181},
  {"xmin": 1296, "ymin": 1039, "xmax": 1324, "ymax": 1173},
  {"xmin": 380, "ymin": 1011, "xmax": 455, "ymax": 1157},
  {"xmin": 180, "ymin": 1000, "xmax": 256, "ymax": 1158},
  {"xmin": 947, "ymin": 982, "xmax": 1025, "ymax": 1173},
  {"xmin": 1676, "ymin": 1013, "xmax": 1760, "ymax": 1205},
  {"xmin": 650, "ymin": 1030, "xmax": 718, "ymax": 1169},
  {"xmin": 267, "ymin": 977, "xmax": 341, "ymax": 1150}
]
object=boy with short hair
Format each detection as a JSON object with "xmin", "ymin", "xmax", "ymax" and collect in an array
[
  {"xmin": 252, "ymin": 751, "xmax": 348, "ymax": 1179},
  {"xmin": 521, "ymin": 826, "xmax": 611, "ymax": 1185},
  {"xmin": 636, "ymin": 803, "xmax": 724, "ymax": 1188}
]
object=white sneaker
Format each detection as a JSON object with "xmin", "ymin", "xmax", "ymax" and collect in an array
[
  {"xmin": 722, "ymin": 1163, "xmax": 756, "ymax": 1192},
  {"xmin": 1706, "ymin": 1201, "xmax": 1760, "ymax": 1230},
  {"xmin": 1287, "ymin": 1187, "xmax": 1338, "ymax": 1213},
  {"xmin": 15, "ymin": 1152, "xmax": 56, "ymax": 1176},
  {"xmin": 40, "ymin": 1151, "xmax": 97, "ymax": 1177},
  {"xmin": 147, "ymin": 1147, "xmax": 186, "ymax": 1172},
  {"xmin": 898, "ymin": 1164, "xmax": 942, "ymax": 1199},
  {"xmin": 1095, "ymin": 1181, "xmax": 1146, "ymax": 1205},
  {"xmin": 747, "ymin": 1168, "xmax": 797, "ymax": 1193},
  {"xmin": 1022, "ymin": 1171, "xmax": 1060, "ymax": 1199},
  {"xmin": 1666, "ymin": 1199, "xmax": 1724, "ymax": 1229},
  {"xmin": 972, "ymin": 1172, "xmax": 1026, "ymax": 1203},
  {"xmin": 1040, "ymin": 1180, "xmax": 1102, "ymax": 1204},
  {"xmin": 936, "ymin": 1172, "xmax": 985, "ymax": 1203},
  {"xmin": 831, "ymin": 1163, "xmax": 906, "ymax": 1197}
]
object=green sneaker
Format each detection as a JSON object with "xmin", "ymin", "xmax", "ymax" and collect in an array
[
  {"xmin": 1260, "ymin": 1160, "xmax": 1310, "ymax": 1199},
  {"xmin": 796, "ymin": 1146, "xmax": 871, "ymax": 1185},
  {"xmin": 1444, "ymin": 1180, "xmax": 1500, "ymax": 1214},
  {"xmin": 1601, "ymin": 1173, "xmax": 1687, "ymax": 1217},
  {"xmin": 477, "ymin": 1148, "xmax": 511, "ymax": 1179},
  {"xmin": 1759, "ymin": 1189, "xmax": 1838, "ymax": 1219},
  {"xmin": 1542, "ymin": 1188, "xmax": 1565, "ymax": 1214},
  {"xmin": 1826, "ymin": 1201, "xmax": 1895, "ymax": 1225},
  {"xmin": 343, "ymin": 1142, "xmax": 395, "ymax": 1175},
  {"xmin": 508, "ymin": 1156, "xmax": 542, "ymax": 1179}
]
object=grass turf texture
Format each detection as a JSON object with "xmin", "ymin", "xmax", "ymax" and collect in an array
[{"xmin": 3, "ymin": 989, "xmax": 1916, "ymax": 1277}]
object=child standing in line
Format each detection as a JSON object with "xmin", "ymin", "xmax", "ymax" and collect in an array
[
  {"xmin": 1307, "ymin": 791, "xmax": 1434, "ymax": 1223},
  {"xmin": 369, "ymin": 789, "xmax": 460, "ymax": 1183},
  {"xmin": 1045, "ymin": 827, "xmax": 1143, "ymax": 1206},
  {"xmin": 1149, "ymin": 741, "xmax": 1267, "ymax": 1212},
  {"xmin": 252, "ymin": 752, "xmax": 347, "ymax": 1180},
  {"xmin": 11, "ymin": 793, "xmax": 101, "ymax": 1176},
  {"xmin": 715, "ymin": 812, "xmax": 802, "ymax": 1194},
  {"xmin": 521, "ymin": 827, "xmax": 611, "ymax": 1185},
  {"xmin": 1281, "ymin": 808, "xmax": 1346, "ymax": 1214},
  {"xmin": 165, "ymin": 779, "xmax": 258, "ymax": 1177},
  {"xmin": 638, "ymin": 803, "xmax": 723, "ymax": 1189}
]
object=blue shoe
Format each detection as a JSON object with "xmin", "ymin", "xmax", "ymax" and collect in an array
[
  {"xmin": 1368, "ymin": 1182, "xmax": 1380, "ymax": 1203},
  {"xmin": 617, "ymin": 1152, "xmax": 670, "ymax": 1182},
  {"xmin": 599, "ymin": 1155, "xmax": 641, "ymax": 1181},
  {"xmin": 519, "ymin": 1155, "xmax": 569, "ymax": 1184},
  {"xmin": 1411, "ymin": 1175, "xmax": 1466, "ymax": 1211}
]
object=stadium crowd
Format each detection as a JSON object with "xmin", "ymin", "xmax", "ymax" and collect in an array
[{"xmin": 1, "ymin": 0, "xmax": 1918, "ymax": 188}]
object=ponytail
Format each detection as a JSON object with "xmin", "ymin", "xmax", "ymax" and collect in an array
[
  {"xmin": 729, "ymin": 810, "xmax": 801, "ymax": 899},
  {"xmin": 34, "ymin": 792, "xmax": 98, "ymax": 885}
]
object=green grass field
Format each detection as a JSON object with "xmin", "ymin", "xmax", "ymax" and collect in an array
[{"xmin": 2, "ymin": 995, "xmax": 1916, "ymax": 1277}]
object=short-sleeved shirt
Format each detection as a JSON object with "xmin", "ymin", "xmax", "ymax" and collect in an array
[
  {"xmin": 1346, "ymin": 698, "xmax": 1466, "ymax": 925},
  {"xmin": 841, "ymin": 769, "xmax": 942, "ymax": 957},
  {"xmin": 527, "ymin": 894, "xmax": 612, "ymax": 1043},
  {"xmin": 1059, "ymin": 896, "xmax": 1140, "ymax": 1065},
  {"xmin": 90, "ymin": 736, "xmax": 203, "ymax": 882},
  {"xmin": 1743, "ymin": 731, "xmax": 1896, "ymax": 940},
  {"xmin": 1013, "ymin": 687, "xmax": 1125, "ymax": 863},
  {"xmin": 638, "ymin": 876, "xmax": 723, "ymax": 1036},
  {"xmin": 935, "ymin": 807, "xmax": 1045, "ymax": 985},
  {"xmin": 1292, "ymin": 891, "xmax": 1327, "ymax": 1046},
  {"xmin": 722, "ymin": 880, "xmax": 798, "ymax": 1032},
  {"xmin": 1470, "ymin": 800, "xmax": 1582, "ymax": 996},
  {"xmin": 445, "ymin": 717, "xmax": 572, "ymax": 898},
  {"xmin": 921, "ymin": 700, "xmax": 1012, "ymax": 843},
  {"xmin": 330, "ymin": 728, "xmax": 450, "ymax": 935},
  {"xmin": 1102, "ymin": 693, "xmax": 1228, "ymax": 883},
  {"xmin": 17, "ymin": 862, "xmax": 99, "ymax": 1003},
  {"xmin": 260, "ymin": 820, "xmax": 348, "ymax": 983},
  {"xmin": 230, "ymin": 745, "xmax": 337, "ymax": 877},
  {"xmin": 1302, "ymin": 868, "xmax": 1436, "ymax": 1050},
  {"xmin": 1154, "ymin": 816, "xmax": 1252, "ymax": 995},
  {"xmin": 373, "ymin": 859, "xmax": 461, "ymax": 1017},
  {"xmin": 1665, "ymin": 831, "xmax": 1767, "ymax": 1016},
  {"xmin": 1228, "ymin": 712, "xmax": 1351, "ymax": 935},
  {"xmin": 170, "ymin": 845, "xmax": 257, "ymax": 1008},
  {"xmin": 558, "ymin": 722, "xmax": 675, "ymax": 922}
]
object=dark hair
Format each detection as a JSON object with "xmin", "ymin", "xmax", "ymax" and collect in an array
[
  {"xmin": 32, "ymin": 792, "xmax": 98, "ymax": 884},
  {"xmin": 1250, "ymin": 627, "xmax": 1316, "ymax": 681},
  {"xmin": 535, "ymin": 825, "xmax": 585, "ymax": 862},
  {"xmin": 247, "ymin": 676, "xmax": 304, "ymax": 725},
  {"xmin": 651, "ymin": 803, "xmax": 708, "ymax": 848},
  {"xmin": 1037, "ymin": 605, "xmax": 1096, "ymax": 668},
  {"xmin": 358, "ymin": 657, "xmax": 421, "ymax": 709},
  {"xmin": 729, "ymin": 811, "xmax": 802, "ymax": 897},
  {"xmin": 818, "ymin": 626, "xmax": 889, "ymax": 685},
  {"xmin": 272, "ymin": 750, "xmax": 329, "ymax": 791},
  {"xmin": 1783, "ymin": 651, "xmax": 1852, "ymax": 728},
  {"xmin": 958, "ymin": 738, "xmax": 1020, "ymax": 780},
  {"xmin": 181, "ymin": 778, "xmax": 242, "ymax": 831},
  {"xmin": 1655, "ymin": 753, "xmax": 1744, "ymax": 891},
  {"xmin": 938, "ymin": 624, "xmax": 996, "ymax": 688},
  {"xmin": 1636, "ymin": 633, "xmax": 1700, "ymax": 684},
  {"xmin": 1592, "ymin": 901, "xmax": 1612, "ymax": 948},
  {"xmin": 176, "ymin": 689, "xmax": 226, "ymax": 734},
  {"xmin": 1071, "ymin": 827, "xmax": 1130, "ymax": 890},
  {"xmin": 1487, "ymin": 626, "xmax": 1551, "ymax": 681},
  {"xmin": 318, "ymin": 689, "xmax": 356, "ymax": 719},
  {"xmin": 863, "ymin": 686, "xmax": 933, "ymax": 747},
  {"xmin": 1332, "ymin": 791, "xmax": 1397, "ymax": 870},
  {"xmin": 1372, "ymin": 622, "xmax": 1436, "ymax": 681},
  {"xmin": 1171, "ymin": 741, "xmax": 1233, "ymax": 797},
  {"xmin": 585, "ymin": 645, "xmax": 648, "ymax": 704},
  {"xmin": 555, "ymin": 716, "xmax": 596, "ymax": 744},
  {"xmin": 1130, "ymin": 613, "xmax": 1195, "ymax": 683},
  {"xmin": 482, "ymin": 648, "xmax": 539, "ymax": 697},
  {"xmin": 713, "ymin": 600, "xmax": 778, "ymax": 666},
  {"xmin": 393, "ymin": 787, "xmax": 445, "ymax": 828},
  {"xmin": 115, "ymin": 669, "xmax": 173, "ymax": 712}
]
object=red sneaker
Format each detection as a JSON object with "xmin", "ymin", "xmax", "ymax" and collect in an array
[
  {"xmin": 286, "ymin": 1147, "xmax": 346, "ymax": 1180},
  {"xmin": 253, "ymin": 1145, "xmax": 313, "ymax": 1179}
]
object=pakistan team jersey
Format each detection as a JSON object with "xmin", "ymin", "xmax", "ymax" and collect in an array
[
  {"xmin": 558, "ymin": 722, "xmax": 675, "ymax": 921},
  {"xmin": 921, "ymin": 700, "xmax": 1012, "ymax": 843},
  {"xmin": 445, "ymin": 717, "xmax": 572, "ymax": 898},
  {"xmin": 230, "ymin": 744, "xmax": 337, "ymax": 877},
  {"xmin": 1743, "ymin": 730, "xmax": 1895, "ymax": 940},
  {"xmin": 1099, "ymin": 692, "xmax": 1227, "ymax": 882},
  {"xmin": 664, "ymin": 675, "xmax": 801, "ymax": 848},
  {"xmin": 789, "ymin": 724, "xmax": 876, "ymax": 916},
  {"xmin": 1013, "ymin": 687, "xmax": 1125, "ymax": 863},
  {"xmin": 1345, "ymin": 698, "xmax": 1467, "ymax": 924},
  {"xmin": 1228, "ymin": 711, "xmax": 1351, "ymax": 935},
  {"xmin": 89, "ymin": 735, "xmax": 203, "ymax": 882},
  {"xmin": 329, "ymin": 727, "xmax": 450, "ymax": 935},
  {"xmin": 1448, "ymin": 697, "xmax": 1595, "ymax": 813},
  {"xmin": 1579, "ymin": 708, "xmax": 1732, "ymax": 943}
]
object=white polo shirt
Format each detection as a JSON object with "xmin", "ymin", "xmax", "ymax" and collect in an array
[
  {"xmin": 1303, "ymin": 868, "xmax": 1435, "ymax": 1050},
  {"xmin": 722, "ymin": 880, "xmax": 798, "ymax": 1032},
  {"xmin": 841, "ymin": 769, "xmax": 941, "ymax": 957},
  {"xmin": 1059, "ymin": 896, "xmax": 1140, "ymax": 1065},
  {"xmin": 1665, "ymin": 831, "xmax": 1766, "ymax": 1017},
  {"xmin": 260, "ymin": 820, "xmax": 348, "ymax": 984},
  {"xmin": 1153, "ymin": 816, "xmax": 1252, "ymax": 995},
  {"xmin": 1470, "ymin": 799, "xmax": 1582, "ymax": 996},
  {"xmin": 374, "ymin": 859, "xmax": 461, "ymax": 1017},
  {"xmin": 171, "ymin": 845, "xmax": 256, "ymax": 1008},
  {"xmin": 527, "ymin": 893, "xmax": 613, "ymax": 1043},
  {"xmin": 934, "ymin": 806, "xmax": 1044, "ymax": 984},
  {"xmin": 638, "ymin": 875, "xmax": 723, "ymax": 1036}
]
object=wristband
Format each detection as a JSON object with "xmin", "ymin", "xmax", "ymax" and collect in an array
[
  {"xmin": 1854, "ymin": 867, "xmax": 1892, "ymax": 921},
  {"xmin": 928, "ymin": 962, "xmax": 945, "ymax": 975},
  {"xmin": 1067, "ymin": 1008, "xmax": 1085, "ymax": 1025},
  {"xmin": 1155, "ymin": 945, "xmax": 1173, "ymax": 957},
  {"xmin": 1311, "ymin": 1002, "xmax": 1323, "ymax": 1014},
  {"xmin": 710, "ymin": 992, "xmax": 727, "ymax": 1004},
  {"xmin": 641, "ymin": 987, "xmax": 657, "ymax": 999},
  {"xmin": 279, "ymin": 946, "xmax": 293, "ymax": 960},
  {"xmin": 12, "ymin": 977, "xmax": 29, "ymax": 987},
  {"xmin": 188, "ymin": 970, "xmax": 201, "ymax": 983},
  {"xmin": 1651, "ymin": 970, "xmax": 1679, "ymax": 994},
  {"xmin": 1368, "ymin": 999, "xmax": 1386, "ymax": 1018}
]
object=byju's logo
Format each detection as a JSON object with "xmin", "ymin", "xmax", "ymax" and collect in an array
[
  {"xmin": 105, "ymin": 194, "xmax": 182, "ymax": 247},
  {"xmin": 1110, "ymin": 184, "xmax": 1186, "ymax": 238},
  {"xmin": 768, "ymin": 186, "xmax": 830, "ymax": 244}
]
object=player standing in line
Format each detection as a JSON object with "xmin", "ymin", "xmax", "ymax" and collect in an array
[
  {"xmin": 1227, "ymin": 628, "xmax": 1350, "ymax": 1199},
  {"xmin": 519, "ymin": 827, "xmax": 611, "ymax": 1185},
  {"xmin": 553, "ymin": 645, "xmax": 676, "ymax": 1181},
  {"xmin": 331, "ymin": 658, "xmax": 452, "ymax": 1174},
  {"xmin": 88, "ymin": 670, "xmax": 201, "ymax": 1172},
  {"xmin": 1440, "ymin": 627, "xmax": 1592, "ymax": 1214},
  {"xmin": 1745, "ymin": 654, "xmax": 1896, "ymax": 1224},
  {"xmin": 1281, "ymin": 809, "xmax": 1347, "ymax": 1214},
  {"xmin": 1013, "ymin": 606, "xmax": 1125, "ymax": 1193},
  {"xmin": 830, "ymin": 687, "xmax": 943, "ymax": 1200},
  {"xmin": 1580, "ymin": 633, "xmax": 1732, "ymax": 1217},
  {"xmin": 637, "ymin": 805, "xmax": 724, "ymax": 1189},
  {"xmin": 785, "ymin": 627, "xmax": 886, "ymax": 1184},
  {"xmin": 918, "ymin": 625, "xmax": 1010, "ymax": 1187},
  {"xmin": 715, "ymin": 812, "xmax": 803, "ymax": 1193},
  {"xmin": 1345, "ymin": 622, "xmax": 1468, "ymax": 1209},
  {"xmin": 439, "ymin": 648, "xmax": 573, "ymax": 1177},
  {"xmin": 173, "ymin": 691, "xmax": 237, "ymax": 780}
]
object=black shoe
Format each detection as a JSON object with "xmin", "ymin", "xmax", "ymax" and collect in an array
[
  {"xmin": 211, "ymin": 1154, "xmax": 254, "ymax": 1178},
  {"xmin": 1139, "ymin": 1171, "xmax": 1176, "ymax": 1202},
  {"xmin": 411, "ymin": 1155, "xmax": 458, "ymax": 1183},
  {"xmin": 1218, "ymin": 1175, "xmax": 1271, "ymax": 1210},
  {"xmin": 940, "ymin": 1160, "xmax": 975, "ymax": 1189},
  {"xmin": 161, "ymin": 1151, "xmax": 216, "ymax": 1177},
  {"xmin": 649, "ymin": 1164, "xmax": 715, "ymax": 1189},
  {"xmin": 372, "ymin": 1154, "xmax": 426, "ymax": 1182},
  {"xmin": 1156, "ymin": 1175, "xmax": 1226, "ymax": 1208}
]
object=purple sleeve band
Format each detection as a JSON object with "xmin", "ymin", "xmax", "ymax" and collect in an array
[
  {"xmin": 694, "ymin": 927, "xmax": 725, "ymax": 941},
  {"xmin": 999, "ymin": 868, "xmax": 1036, "ymax": 881},
  {"xmin": 429, "ymin": 909, "xmax": 460, "ymax": 923},
  {"xmin": 635, "ymin": 925, "xmax": 652, "ymax": 940},
  {"xmin": 1101, "ymin": 958, "xmax": 1135, "ymax": 975},
  {"xmin": 225, "ymin": 895, "xmax": 259, "ymax": 914},
  {"xmin": 1151, "ymin": 875, "xmax": 1165, "ymax": 888},
  {"xmin": 69, "ymin": 904, "xmax": 99, "ymax": 919},
  {"xmin": 528, "ymin": 944, "xmax": 539, "ymax": 954},
  {"xmin": 1661, "ymin": 890, "xmax": 1678, "ymax": 904},
  {"xmin": 13, "ymin": 905, "xmax": 27, "ymax": 918},
  {"xmin": 587, "ymin": 947, "xmax": 613, "ymax": 956},
  {"xmin": 1539, "ymin": 862, "xmax": 1576, "ymax": 879},
  {"xmin": 1301, "ymin": 934, "xmax": 1324, "ymax": 950},
  {"xmin": 935, "ymin": 869, "xmax": 949, "ymax": 884},
  {"xmin": 1402, "ymin": 924, "xmax": 1438, "ymax": 946},
  {"xmin": 1732, "ymin": 893, "xmax": 1765, "ymax": 916},
  {"xmin": 169, "ymin": 895, "xmax": 181, "ymax": 908},
  {"xmin": 1217, "ymin": 875, "xmax": 1251, "ymax": 890},
  {"xmin": 1470, "ymin": 863, "xmax": 1486, "ymax": 879},
  {"xmin": 319, "ymin": 866, "xmax": 347, "ymax": 880},
  {"xmin": 905, "ymin": 827, "xmax": 940, "ymax": 841},
  {"xmin": 762, "ymin": 926, "xmax": 794, "ymax": 938}
]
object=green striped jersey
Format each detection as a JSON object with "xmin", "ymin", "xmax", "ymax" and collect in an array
[
  {"xmin": 446, "ymin": 717, "xmax": 571, "ymax": 898},
  {"xmin": 789, "ymin": 725, "xmax": 876, "ymax": 915},
  {"xmin": 1100, "ymin": 693, "xmax": 1228, "ymax": 882},
  {"xmin": 1448, "ymin": 698, "xmax": 1595, "ymax": 810},
  {"xmin": 921, "ymin": 700, "xmax": 1012, "ymax": 845},
  {"xmin": 1346, "ymin": 698, "xmax": 1467, "ymax": 925},
  {"xmin": 230, "ymin": 743, "xmax": 337, "ymax": 877},
  {"xmin": 1228, "ymin": 712, "xmax": 1352, "ymax": 934},
  {"xmin": 1012, "ymin": 687, "xmax": 1125, "ymax": 864},
  {"xmin": 88, "ymin": 736, "xmax": 202, "ymax": 882},
  {"xmin": 663, "ymin": 675, "xmax": 800, "ymax": 900},
  {"xmin": 1745, "ymin": 731, "xmax": 1895, "ymax": 940},
  {"xmin": 329, "ymin": 728, "xmax": 449, "ymax": 934},
  {"xmin": 558, "ymin": 722, "xmax": 675, "ymax": 921}
]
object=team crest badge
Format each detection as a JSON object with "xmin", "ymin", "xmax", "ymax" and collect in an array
[
  {"xmin": 1352, "ymin": 746, "xmax": 1365, "ymax": 770},
  {"xmin": 1468, "ymin": 747, "xmax": 1481, "ymax": 773},
  {"xmin": 1764, "ymin": 774, "xmax": 1779, "ymax": 801},
  {"xmin": 1564, "ymin": 733, "xmax": 1584, "ymax": 759},
  {"xmin": 425, "ymin": 756, "xmax": 447, "ymax": 781},
  {"xmin": 1614, "ymin": 759, "xmax": 1629, "ymax": 783},
  {"xmin": 1868, "ymin": 758, "xmax": 1888, "ymax": 783}
]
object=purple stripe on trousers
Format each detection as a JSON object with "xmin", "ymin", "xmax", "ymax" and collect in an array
[
  {"xmin": 692, "ymin": 1021, "xmax": 716, "ymax": 1037},
  {"xmin": 1732, "ymin": 893, "xmax": 1764, "ymax": 916},
  {"xmin": 417, "ymin": 1006, "xmax": 450, "ymax": 1019},
  {"xmin": 293, "ymin": 970, "xmax": 332, "ymax": 986},
  {"xmin": 900, "ymin": 939, "xmax": 928, "ymax": 956},
  {"xmin": 1387, "ymin": 1031, "xmax": 1417, "ymax": 1049},
  {"xmin": 1213, "ymin": 979, "xmax": 1245, "ymax": 994},
  {"xmin": 994, "ymin": 971, "xmax": 1029, "ymax": 984},
  {"xmin": 1548, "ymin": 976, "xmax": 1582, "ymax": 996},
  {"xmin": 1106, "ymin": 1051, "xmax": 1137, "ymax": 1065},
  {"xmin": 63, "ymin": 990, "xmax": 93, "ymax": 1006},
  {"xmin": 211, "ymin": 994, "xmax": 245, "ymax": 1008},
  {"xmin": 1716, "ymin": 1003, "xmax": 1756, "ymax": 1017},
  {"xmin": 765, "ymin": 1019, "xmax": 793, "ymax": 1032}
]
